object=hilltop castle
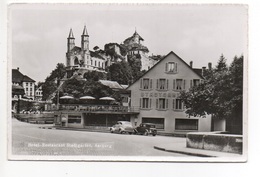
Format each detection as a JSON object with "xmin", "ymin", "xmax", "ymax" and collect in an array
[{"xmin": 65, "ymin": 26, "xmax": 160, "ymax": 78}]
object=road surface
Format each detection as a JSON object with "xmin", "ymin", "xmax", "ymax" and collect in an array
[{"xmin": 11, "ymin": 118, "xmax": 189, "ymax": 157}]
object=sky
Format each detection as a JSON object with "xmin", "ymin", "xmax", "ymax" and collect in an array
[{"xmin": 10, "ymin": 4, "xmax": 248, "ymax": 83}]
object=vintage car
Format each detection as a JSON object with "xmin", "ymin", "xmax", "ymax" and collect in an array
[
  {"xmin": 110, "ymin": 121, "xmax": 135, "ymax": 134},
  {"xmin": 134, "ymin": 123, "xmax": 157, "ymax": 136}
]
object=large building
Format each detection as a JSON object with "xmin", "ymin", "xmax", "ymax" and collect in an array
[
  {"xmin": 127, "ymin": 51, "xmax": 214, "ymax": 133},
  {"xmin": 65, "ymin": 26, "xmax": 159, "ymax": 78}
]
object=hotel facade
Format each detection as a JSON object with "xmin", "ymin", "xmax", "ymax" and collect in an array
[{"xmin": 127, "ymin": 51, "xmax": 213, "ymax": 133}]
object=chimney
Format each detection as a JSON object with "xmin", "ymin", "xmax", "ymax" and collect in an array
[
  {"xmin": 208, "ymin": 62, "xmax": 212, "ymax": 70},
  {"xmin": 190, "ymin": 61, "xmax": 193, "ymax": 68},
  {"xmin": 202, "ymin": 67, "xmax": 206, "ymax": 76},
  {"xmin": 17, "ymin": 67, "xmax": 19, "ymax": 71}
]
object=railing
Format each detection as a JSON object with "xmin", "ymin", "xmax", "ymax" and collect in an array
[{"xmin": 58, "ymin": 104, "xmax": 140, "ymax": 113}]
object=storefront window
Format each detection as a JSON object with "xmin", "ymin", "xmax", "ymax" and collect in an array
[
  {"xmin": 142, "ymin": 117, "xmax": 164, "ymax": 129},
  {"xmin": 68, "ymin": 115, "xmax": 81, "ymax": 124},
  {"xmin": 175, "ymin": 119, "xmax": 198, "ymax": 130}
]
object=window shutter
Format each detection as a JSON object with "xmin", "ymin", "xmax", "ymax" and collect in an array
[
  {"xmin": 166, "ymin": 79, "xmax": 169, "ymax": 90},
  {"xmin": 175, "ymin": 63, "xmax": 178, "ymax": 73},
  {"xmin": 165, "ymin": 63, "xmax": 168, "ymax": 72},
  {"xmin": 173, "ymin": 99, "xmax": 175, "ymax": 110},
  {"xmin": 140, "ymin": 79, "xmax": 143, "ymax": 89},
  {"xmin": 173, "ymin": 79, "xmax": 176, "ymax": 90},
  {"xmin": 190, "ymin": 80, "xmax": 193, "ymax": 88},
  {"xmin": 166, "ymin": 99, "xmax": 168, "ymax": 109},
  {"xmin": 156, "ymin": 99, "xmax": 158, "ymax": 109},
  {"xmin": 156, "ymin": 79, "xmax": 159, "ymax": 89},
  {"xmin": 183, "ymin": 80, "xmax": 186, "ymax": 90},
  {"xmin": 149, "ymin": 98, "xmax": 152, "ymax": 108},
  {"xmin": 149, "ymin": 79, "xmax": 153, "ymax": 89},
  {"xmin": 140, "ymin": 98, "xmax": 142, "ymax": 108}
]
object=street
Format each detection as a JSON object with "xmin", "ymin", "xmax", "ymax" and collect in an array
[{"xmin": 11, "ymin": 118, "xmax": 189, "ymax": 157}]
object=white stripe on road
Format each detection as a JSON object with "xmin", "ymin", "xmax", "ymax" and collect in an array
[{"xmin": 13, "ymin": 133, "xmax": 46, "ymax": 141}]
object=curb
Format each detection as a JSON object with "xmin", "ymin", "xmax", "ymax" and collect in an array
[{"xmin": 153, "ymin": 146, "xmax": 216, "ymax": 157}]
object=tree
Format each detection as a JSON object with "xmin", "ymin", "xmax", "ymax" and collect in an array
[
  {"xmin": 107, "ymin": 61, "xmax": 133, "ymax": 85},
  {"xmin": 179, "ymin": 55, "xmax": 243, "ymax": 134},
  {"xmin": 42, "ymin": 63, "xmax": 66, "ymax": 100},
  {"xmin": 84, "ymin": 70, "xmax": 106, "ymax": 82}
]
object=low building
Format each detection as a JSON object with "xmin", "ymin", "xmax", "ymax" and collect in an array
[
  {"xmin": 12, "ymin": 68, "xmax": 36, "ymax": 100},
  {"xmin": 127, "ymin": 51, "xmax": 213, "ymax": 133}
]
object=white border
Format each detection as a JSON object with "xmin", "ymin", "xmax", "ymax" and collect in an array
[{"xmin": 1, "ymin": 0, "xmax": 259, "ymax": 177}]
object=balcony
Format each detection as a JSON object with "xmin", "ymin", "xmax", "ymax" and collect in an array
[{"xmin": 57, "ymin": 104, "xmax": 140, "ymax": 113}]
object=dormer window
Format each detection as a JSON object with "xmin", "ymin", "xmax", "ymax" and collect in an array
[{"xmin": 166, "ymin": 62, "xmax": 177, "ymax": 73}]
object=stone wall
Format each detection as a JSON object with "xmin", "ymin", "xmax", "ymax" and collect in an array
[{"xmin": 186, "ymin": 132, "xmax": 243, "ymax": 154}]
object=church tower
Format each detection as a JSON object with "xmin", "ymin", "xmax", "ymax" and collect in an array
[
  {"xmin": 81, "ymin": 25, "xmax": 89, "ymax": 51},
  {"xmin": 81, "ymin": 25, "xmax": 90, "ymax": 67},
  {"xmin": 67, "ymin": 28, "xmax": 75, "ymax": 52}
]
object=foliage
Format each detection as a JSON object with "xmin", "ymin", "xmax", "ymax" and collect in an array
[
  {"xmin": 84, "ymin": 71, "xmax": 106, "ymax": 82},
  {"xmin": 42, "ymin": 63, "xmax": 66, "ymax": 100},
  {"xmin": 180, "ymin": 55, "xmax": 243, "ymax": 123},
  {"xmin": 107, "ymin": 61, "xmax": 133, "ymax": 85},
  {"xmin": 128, "ymin": 55, "xmax": 146, "ymax": 81}
]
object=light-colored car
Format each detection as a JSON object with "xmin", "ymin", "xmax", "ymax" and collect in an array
[{"xmin": 110, "ymin": 121, "xmax": 135, "ymax": 134}]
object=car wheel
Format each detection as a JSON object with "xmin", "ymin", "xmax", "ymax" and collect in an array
[
  {"xmin": 152, "ymin": 133, "xmax": 156, "ymax": 136},
  {"xmin": 129, "ymin": 132, "xmax": 132, "ymax": 135},
  {"xmin": 110, "ymin": 129, "xmax": 114, "ymax": 133}
]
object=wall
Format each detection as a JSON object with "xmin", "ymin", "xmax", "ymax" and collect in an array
[
  {"xmin": 186, "ymin": 132, "xmax": 243, "ymax": 154},
  {"xmin": 128, "ymin": 52, "xmax": 211, "ymax": 133}
]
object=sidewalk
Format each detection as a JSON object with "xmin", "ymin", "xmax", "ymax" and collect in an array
[
  {"xmin": 38, "ymin": 124, "xmax": 243, "ymax": 158},
  {"xmin": 153, "ymin": 141, "xmax": 243, "ymax": 158}
]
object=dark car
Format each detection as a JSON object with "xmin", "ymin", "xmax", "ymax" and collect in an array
[{"xmin": 134, "ymin": 123, "xmax": 157, "ymax": 136}]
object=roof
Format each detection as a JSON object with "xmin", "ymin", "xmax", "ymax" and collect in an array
[
  {"xmin": 12, "ymin": 85, "xmax": 24, "ymax": 90},
  {"xmin": 120, "ymin": 84, "xmax": 128, "ymax": 89},
  {"xmin": 99, "ymin": 80, "xmax": 123, "ymax": 89},
  {"xmin": 68, "ymin": 28, "xmax": 74, "ymax": 38},
  {"xmin": 12, "ymin": 69, "xmax": 35, "ymax": 83},
  {"xmin": 12, "ymin": 69, "xmax": 24, "ymax": 83},
  {"xmin": 123, "ymin": 31, "xmax": 144, "ymax": 44},
  {"xmin": 90, "ymin": 51, "xmax": 105, "ymax": 60},
  {"xmin": 82, "ymin": 25, "xmax": 89, "ymax": 36},
  {"xmin": 23, "ymin": 75, "xmax": 35, "ymax": 82},
  {"xmin": 192, "ymin": 68, "xmax": 203, "ymax": 78},
  {"xmin": 127, "ymin": 51, "xmax": 204, "ymax": 89}
]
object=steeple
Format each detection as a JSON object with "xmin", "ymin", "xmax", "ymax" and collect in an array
[
  {"xmin": 67, "ymin": 28, "xmax": 75, "ymax": 52},
  {"xmin": 68, "ymin": 28, "xmax": 75, "ymax": 39},
  {"xmin": 81, "ymin": 25, "xmax": 89, "ymax": 51},
  {"xmin": 82, "ymin": 25, "xmax": 89, "ymax": 36}
]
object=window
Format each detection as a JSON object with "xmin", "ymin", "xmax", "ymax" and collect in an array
[
  {"xmin": 26, "ymin": 88, "xmax": 28, "ymax": 91},
  {"xmin": 174, "ymin": 99, "xmax": 184, "ymax": 110},
  {"xmin": 26, "ymin": 83, "xmax": 28, "ymax": 86},
  {"xmin": 156, "ymin": 98, "xmax": 168, "ymax": 110},
  {"xmin": 166, "ymin": 62, "xmax": 177, "ymax": 73},
  {"xmin": 91, "ymin": 60, "xmax": 93, "ymax": 65},
  {"xmin": 176, "ymin": 79, "xmax": 182, "ymax": 90},
  {"xmin": 140, "ymin": 78, "xmax": 152, "ymax": 90},
  {"xmin": 175, "ymin": 119, "xmax": 198, "ymax": 130},
  {"xmin": 30, "ymin": 83, "xmax": 32, "ymax": 86},
  {"xmin": 173, "ymin": 79, "xmax": 186, "ymax": 90},
  {"xmin": 140, "ymin": 98, "xmax": 151, "ymax": 109},
  {"xmin": 30, "ymin": 88, "xmax": 32, "ymax": 91},
  {"xmin": 142, "ymin": 117, "xmax": 164, "ymax": 129},
  {"xmin": 157, "ymin": 79, "xmax": 168, "ymax": 90},
  {"xmin": 95, "ymin": 61, "xmax": 97, "ymax": 66},
  {"xmin": 68, "ymin": 115, "xmax": 81, "ymax": 124},
  {"xmin": 190, "ymin": 79, "xmax": 200, "ymax": 88}
]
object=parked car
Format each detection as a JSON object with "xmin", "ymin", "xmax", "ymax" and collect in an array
[
  {"xmin": 134, "ymin": 123, "xmax": 157, "ymax": 136},
  {"xmin": 110, "ymin": 121, "xmax": 135, "ymax": 134}
]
